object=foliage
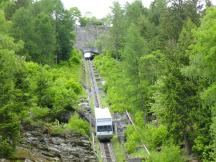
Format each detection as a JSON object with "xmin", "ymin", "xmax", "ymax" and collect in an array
[
  {"xmin": 24, "ymin": 50, "xmax": 83, "ymax": 120},
  {"xmin": 69, "ymin": 7, "xmax": 81, "ymax": 23},
  {"xmin": 183, "ymin": 7, "xmax": 216, "ymax": 160},
  {"xmin": 125, "ymin": 126, "xmax": 139, "ymax": 153},
  {"xmin": 147, "ymin": 145, "xmax": 184, "ymax": 162},
  {"xmin": 109, "ymin": 1, "xmax": 126, "ymax": 59},
  {"xmin": 0, "ymin": 136, "xmax": 14, "ymax": 158},
  {"xmin": 1, "ymin": 0, "xmax": 216, "ymax": 160},
  {"xmin": 111, "ymin": 135, "xmax": 126, "ymax": 161},
  {"xmin": 93, "ymin": 0, "xmax": 216, "ymax": 161},
  {"xmin": 125, "ymin": 121, "xmax": 168, "ymax": 153},
  {"xmin": 66, "ymin": 113, "xmax": 90, "ymax": 136},
  {"xmin": 0, "ymin": 49, "xmax": 83, "ymax": 157},
  {"xmin": 0, "ymin": 10, "xmax": 25, "ymax": 157},
  {"xmin": 0, "ymin": 8, "xmax": 83, "ymax": 157},
  {"xmin": 80, "ymin": 16, "xmax": 103, "ymax": 26},
  {"xmin": 8, "ymin": 0, "xmax": 75, "ymax": 64},
  {"xmin": 94, "ymin": 53, "xmax": 127, "ymax": 113}
]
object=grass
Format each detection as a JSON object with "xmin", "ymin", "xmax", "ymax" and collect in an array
[
  {"xmin": 111, "ymin": 135, "xmax": 126, "ymax": 162},
  {"xmin": 99, "ymin": 90, "xmax": 109, "ymax": 108},
  {"xmin": 89, "ymin": 94, "xmax": 95, "ymax": 113},
  {"xmin": 95, "ymin": 138, "xmax": 103, "ymax": 162},
  {"xmin": 130, "ymin": 148, "xmax": 149, "ymax": 160}
]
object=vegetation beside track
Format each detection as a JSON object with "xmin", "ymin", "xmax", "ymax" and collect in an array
[
  {"xmin": 94, "ymin": 1, "xmax": 216, "ymax": 161},
  {"xmin": 0, "ymin": 0, "xmax": 89, "ymax": 157}
]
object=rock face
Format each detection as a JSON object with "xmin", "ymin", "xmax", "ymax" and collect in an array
[{"xmin": 15, "ymin": 125, "xmax": 97, "ymax": 162}]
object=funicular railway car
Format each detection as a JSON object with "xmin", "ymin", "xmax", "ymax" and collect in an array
[
  {"xmin": 95, "ymin": 108, "xmax": 113, "ymax": 140},
  {"xmin": 84, "ymin": 52, "xmax": 93, "ymax": 60}
]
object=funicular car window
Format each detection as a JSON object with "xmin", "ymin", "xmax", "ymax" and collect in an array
[{"xmin": 97, "ymin": 125, "xmax": 112, "ymax": 132}]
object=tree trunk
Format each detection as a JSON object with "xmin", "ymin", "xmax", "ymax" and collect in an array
[{"xmin": 184, "ymin": 133, "xmax": 192, "ymax": 155}]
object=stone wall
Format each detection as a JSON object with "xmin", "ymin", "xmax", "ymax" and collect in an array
[{"xmin": 75, "ymin": 25, "xmax": 108, "ymax": 50}]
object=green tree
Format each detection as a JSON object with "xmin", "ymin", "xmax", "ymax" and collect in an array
[
  {"xmin": 152, "ymin": 20, "xmax": 204, "ymax": 156},
  {"xmin": 34, "ymin": 13, "xmax": 56, "ymax": 64},
  {"xmin": 109, "ymin": 1, "xmax": 126, "ymax": 59},
  {"xmin": 159, "ymin": 0, "xmax": 200, "ymax": 45},
  {"xmin": 125, "ymin": 0, "xmax": 145, "ymax": 25},
  {"xmin": 11, "ymin": 0, "xmax": 75, "ymax": 64},
  {"xmin": 183, "ymin": 7, "xmax": 216, "ymax": 160},
  {"xmin": 0, "ymin": 10, "xmax": 24, "ymax": 157},
  {"xmin": 93, "ymin": 0, "xmax": 216, "ymax": 160},
  {"xmin": 11, "ymin": 6, "xmax": 37, "ymax": 60},
  {"xmin": 56, "ymin": 9, "xmax": 75, "ymax": 62},
  {"xmin": 69, "ymin": 7, "xmax": 81, "ymax": 23},
  {"xmin": 149, "ymin": 0, "xmax": 166, "ymax": 26},
  {"xmin": 122, "ymin": 23, "xmax": 147, "ymax": 115}
]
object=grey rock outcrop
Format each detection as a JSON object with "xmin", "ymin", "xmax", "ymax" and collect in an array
[{"xmin": 15, "ymin": 125, "xmax": 97, "ymax": 162}]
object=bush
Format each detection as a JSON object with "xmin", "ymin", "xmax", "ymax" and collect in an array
[
  {"xmin": 71, "ymin": 55, "xmax": 80, "ymax": 64},
  {"xmin": 30, "ymin": 106, "xmax": 49, "ymax": 119},
  {"xmin": 142, "ymin": 124, "xmax": 168, "ymax": 149},
  {"xmin": 69, "ymin": 49, "xmax": 81, "ymax": 65},
  {"xmin": 0, "ymin": 137, "xmax": 14, "ymax": 158},
  {"xmin": 125, "ymin": 116, "xmax": 168, "ymax": 153},
  {"xmin": 125, "ymin": 126, "xmax": 140, "ymax": 153},
  {"xmin": 94, "ymin": 53, "xmax": 127, "ymax": 113},
  {"xmin": 24, "ymin": 55, "xmax": 83, "ymax": 120},
  {"xmin": 147, "ymin": 144, "xmax": 184, "ymax": 162},
  {"xmin": 66, "ymin": 114, "xmax": 90, "ymax": 136}
]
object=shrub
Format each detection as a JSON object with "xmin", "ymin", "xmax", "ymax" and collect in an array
[
  {"xmin": 48, "ymin": 121, "xmax": 67, "ymax": 135},
  {"xmin": 66, "ymin": 113, "xmax": 90, "ymax": 136},
  {"xmin": 25, "ymin": 56, "xmax": 82, "ymax": 120},
  {"xmin": 142, "ymin": 124, "xmax": 168, "ymax": 149},
  {"xmin": 0, "ymin": 137, "xmax": 14, "ymax": 158},
  {"xmin": 71, "ymin": 55, "xmax": 80, "ymax": 64},
  {"xmin": 147, "ymin": 144, "xmax": 184, "ymax": 162},
  {"xmin": 69, "ymin": 49, "xmax": 81, "ymax": 64},
  {"xmin": 125, "ymin": 126, "xmax": 140, "ymax": 153},
  {"xmin": 30, "ymin": 106, "xmax": 49, "ymax": 119},
  {"xmin": 125, "ymin": 118, "xmax": 168, "ymax": 153}
]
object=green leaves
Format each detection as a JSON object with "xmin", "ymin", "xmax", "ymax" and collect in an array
[
  {"xmin": 139, "ymin": 50, "xmax": 165, "ymax": 84},
  {"xmin": 94, "ymin": 53, "xmax": 127, "ymax": 112},
  {"xmin": 0, "ymin": 11, "xmax": 82, "ymax": 156},
  {"xmin": 66, "ymin": 113, "xmax": 90, "ymax": 136},
  {"xmin": 10, "ymin": 0, "xmax": 75, "ymax": 64},
  {"xmin": 24, "ymin": 54, "xmax": 82, "ymax": 120},
  {"xmin": 0, "ymin": 32, "xmax": 23, "ymax": 158},
  {"xmin": 94, "ymin": 0, "xmax": 212, "ymax": 160},
  {"xmin": 147, "ymin": 144, "xmax": 183, "ymax": 162},
  {"xmin": 109, "ymin": 1, "xmax": 126, "ymax": 59},
  {"xmin": 0, "ymin": 10, "xmax": 11, "ymax": 34},
  {"xmin": 183, "ymin": 8, "xmax": 216, "ymax": 160},
  {"xmin": 186, "ymin": 8, "xmax": 216, "ymax": 80}
]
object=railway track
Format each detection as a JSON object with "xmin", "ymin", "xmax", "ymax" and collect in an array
[
  {"xmin": 86, "ymin": 59, "xmax": 115, "ymax": 162},
  {"xmin": 100, "ymin": 142, "xmax": 115, "ymax": 162},
  {"xmin": 88, "ymin": 60, "xmax": 100, "ymax": 107}
]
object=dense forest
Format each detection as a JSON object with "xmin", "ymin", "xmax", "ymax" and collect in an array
[
  {"xmin": 1, "ymin": 0, "xmax": 216, "ymax": 161},
  {"xmin": 0, "ymin": 0, "xmax": 91, "ymax": 158},
  {"xmin": 94, "ymin": 0, "xmax": 216, "ymax": 161}
]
